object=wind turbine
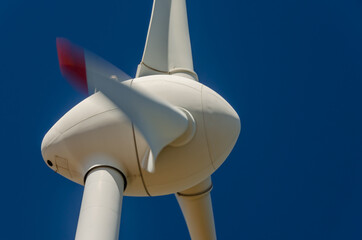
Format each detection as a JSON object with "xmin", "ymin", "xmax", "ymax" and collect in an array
[{"xmin": 41, "ymin": 0, "xmax": 240, "ymax": 239}]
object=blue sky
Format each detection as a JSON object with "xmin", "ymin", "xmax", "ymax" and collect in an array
[{"xmin": 1, "ymin": 0, "xmax": 362, "ymax": 239}]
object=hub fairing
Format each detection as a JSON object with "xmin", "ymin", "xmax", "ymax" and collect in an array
[{"xmin": 41, "ymin": 75, "xmax": 240, "ymax": 196}]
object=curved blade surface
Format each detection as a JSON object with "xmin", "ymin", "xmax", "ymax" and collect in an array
[
  {"xmin": 56, "ymin": 38, "xmax": 189, "ymax": 172},
  {"xmin": 136, "ymin": 0, "xmax": 197, "ymax": 80},
  {"xmin": 96, "ymin": 78, "xmax": 189, "ymax": 172}
]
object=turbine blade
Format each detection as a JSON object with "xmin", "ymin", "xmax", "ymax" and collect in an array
[
  {"xmin": 56, "ymin": 38, "xmax": 131, "ymax": 95},
  {"xmin": 176, "ymin": 177, "xmax": 217, "ymax": 239},
  {"xmin": 56, "ymin": 38, "xmax": 188, "ymax": 172},
  {"xmin": 96, "ymin": 77, "xmax": 189, "ymax": 173},
  {"xmin": 136, "ymin": 0, "xmax": 197, "ymax": 80},
  {"xmin": 141, "ymin": 149, "xmax": 155, "ymax": 173}
]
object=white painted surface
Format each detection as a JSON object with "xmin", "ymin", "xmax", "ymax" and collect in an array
[
  {"xmin": 42, "ymin": 0, "xmax": 242, "ymax": 238},
  {"xmin": 176, "ymin": 177, "xmax": 217, "ymax": 240},
  {"xmin": 41, "ymin": 75, "xmax": 240, "ymax": 196},
  {"xmin": 41, "ymin": 90, "xmax": 148, "ymax": 196},
  {"xmin": 92, "ymin": 74, "xmax": 189, "ymax": 173},
  {"xmin": 84, "ymin": 50, "xmax": 130, "ymax": 95},
  {"xmin": 75, "ymin": 167, "xmax": 124, "ymax": 240},
  {"xmin": 137, "ymin": 0, "xmax": 197, "ymax": 80}
]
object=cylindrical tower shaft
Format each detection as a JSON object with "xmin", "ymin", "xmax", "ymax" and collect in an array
[{"xmin": 75, "ymin": 167, "xmax": 125, "ymax": 240}]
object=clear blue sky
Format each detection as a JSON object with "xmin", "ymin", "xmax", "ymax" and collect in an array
[{"xmin": 1, "ymin": 0, "xmax": 362, "ymax": 239}]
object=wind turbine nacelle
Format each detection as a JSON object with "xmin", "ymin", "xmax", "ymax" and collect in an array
[{"xmin": 41, "ymin": 75, "xmax": 240, "ymax": 196}]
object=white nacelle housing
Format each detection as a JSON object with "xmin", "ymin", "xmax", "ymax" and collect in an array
[{"xmin": 41, "ymin": 75, "xmax": 240, "ymax": 196}]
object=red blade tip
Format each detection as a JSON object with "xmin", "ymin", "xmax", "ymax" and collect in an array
[{"xmin": 56, "ymin": 38, "xmax": 88, "ymax": 94}]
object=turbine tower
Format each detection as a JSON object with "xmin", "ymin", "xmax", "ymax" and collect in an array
[{"xmin": 41, "ymin": 0, "xmax": 241, "ymax": 239}]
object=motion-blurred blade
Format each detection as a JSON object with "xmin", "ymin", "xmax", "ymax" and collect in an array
[
  {"xmin": 56, "ymin": 38, "xmax": 131, "ymax": 95},
  {"xmin": 56, "ymin": 38, "xmax": 188, "ymax": 172}
]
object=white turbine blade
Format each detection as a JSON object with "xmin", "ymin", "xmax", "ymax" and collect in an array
[
  {"xmin": 57, "ymin": 38, "xmax": 131, "ymax": 95},
  {"xmin": 142, "ymin": 149, "xmax": 155, "ymax": 173},
  {"xmin": 96, "ymin": 76, "xmax": 189, "ymax": 173},
  {"xmin": 176, "ymin": 177, "xmax": 217, "ymax": 240},
  {"xmin": 56, "ymin": 38, "xmax": 188, "ymax": 172},
  {"xmin": 136, "ymin": 0, "xmax": 197, "ymax": 80},
  {"xmin": 84, "ymin": 50, "xmax": 131, "ymax": 95}
]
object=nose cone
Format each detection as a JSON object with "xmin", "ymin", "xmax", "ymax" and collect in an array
[
  {"xmin": 201, "ymin": 85, "xmax": 241, "ymax": 169},
  {"xmin": 41, "ymin": 127, "xmax": 56, "ymax": 154},
  {"xmin": 39, "ymin": 91, "xmax": 145, "ymax": 192},
  {"xmin": 41, "ymin": 125, "xmax": 61, "ymax": 171},
  {"xmin": 40, "ymin": 91, "xmax": 120, "ymax": 173}
]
